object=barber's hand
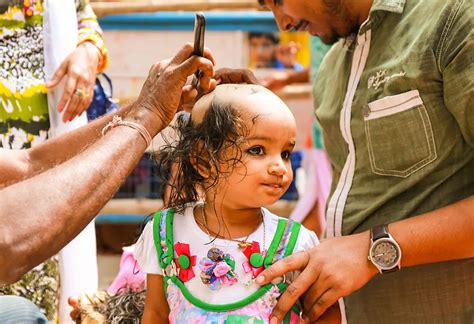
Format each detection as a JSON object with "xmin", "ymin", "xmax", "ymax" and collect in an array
[
  {"xmin": 256, "ymin": 232, "xmax": 377, "ymax": 323},
  {"xmin": 46, "ymin": 42, "xmax": 99, "ymax": 122},
  {"xmin": 135, "ymin": 43, "xmax": 216, "ymax": 133}
]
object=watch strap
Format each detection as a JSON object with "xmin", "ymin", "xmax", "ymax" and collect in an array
[
  {"xmin": 371, "ymin": 224, "xmax": 389, "ymax": 241},
  {"xmin": 382, "ymin": 266, "xmax": 400, "ymax": 274}
]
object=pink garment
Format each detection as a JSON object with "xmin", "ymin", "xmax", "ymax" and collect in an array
[
  {"xmin": 108, "ymin": 248, "xmax": 145, "ymax": 294},
  {"xmin": 290, "ymin": 148, "xmax": 332, "ymax": 228}
]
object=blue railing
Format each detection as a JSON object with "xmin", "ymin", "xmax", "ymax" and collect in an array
[{"xmin": 99, "ymin": 11, "xmax": 278, "ymax": 32}]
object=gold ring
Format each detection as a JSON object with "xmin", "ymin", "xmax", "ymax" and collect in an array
[{"xmin": 74, "ymin": 88, "xmax": 85, "ymax": 98}]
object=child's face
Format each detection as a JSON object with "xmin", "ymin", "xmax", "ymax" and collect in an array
[
  {"xmin": 197, "ymin": 85, "xmax": 297, "ymax": 209},
  {"xmin": 249, "ymin": 36, "xmax": 277, "ymax": 68}
]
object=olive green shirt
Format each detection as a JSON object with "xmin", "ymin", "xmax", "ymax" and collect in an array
[{"xmin": 313, "ymin": 0, "xmax": 473, "ymax": 322}]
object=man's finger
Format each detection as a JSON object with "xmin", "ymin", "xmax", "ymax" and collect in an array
[
  {"xmin": 169, "ymin": 43, "xmax": 195, "ymax": 65},
  {"xmin": 178, "ymin": 56, "xmax": 215, "ymax": 91},
  {"xmin": 307, "ymin": 289, "xmax": 339, "ymax": 322},
  {"xmin": 302, "ymin": 266, "xmax": 324, "ymax": 311},
  {"xmin": 256, "ymin": 251, "xmax": 309, "ymax": 285},
  {"xmin": 46, "ymin": 60, "xmax": 68, "ymax": 89},
  {"xmin": 269, "ymin": 262, "xmax": 318, "ymax": 322},
  {"xmin": 202, "ymin": 47, "xmax": 216, "ymax": 65},
  {"xmin": 180, "ymin": 84, "xmax": 198, "ymax": 111}
]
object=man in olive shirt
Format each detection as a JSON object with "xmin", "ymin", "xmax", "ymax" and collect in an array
[{"xmin": 257, "ymin": 0, "xmax": 473, "ymax": 322}]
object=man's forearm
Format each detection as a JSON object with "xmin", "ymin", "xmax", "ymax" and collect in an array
[
  {"xmin": 0, "ymin": 114, "xmax": 154, "ymax": 284},
  {"xmin": 390, "ymin": 195, "xmax": 474, "ymax": 267},
  {"xmin": 25, "ymin": 105, "xmax": 133, "ymax": 179},
  {"xmin": 0, "ymin": 105, "xmax": 133, "ymax": 188}
]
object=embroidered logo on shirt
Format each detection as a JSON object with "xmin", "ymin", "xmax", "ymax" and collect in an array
[{"xmin": 368, "ymin": 69, "xmax": 406, "ymax": 90}]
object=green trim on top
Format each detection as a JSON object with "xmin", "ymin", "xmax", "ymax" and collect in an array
[
  {"xmin": 264, "ymin": 219, "xmax": 287, "ymax": 268},
  {"xmin": 284, "ymin": 222, "xmax": 301, "ymax": 257},
  {"xmin": 155, "ymin": 212, "xmax": 304, "ymax": 313},
  {"xmin": 166, "ymin": 209, "xmax": 175, "ymax": 266},
  {"xmin": 169, "ymin": 275, "xmax": 275, "ymax": 312},
  {"xmin": 152, "ymin": 210, "xmax": 165, "ymax": 268},
  {"xmin": 153, "ymin": 209, "xmax": 175, "ymax": 269}
]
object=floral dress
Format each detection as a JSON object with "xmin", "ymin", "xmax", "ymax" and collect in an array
[
  {"xmin": 0, "ymin": 0, "xmax": 107, "ymax": 320},
  {"xmin": 134, "ymin": 204, "xmax": 319, "ymax": 323}
]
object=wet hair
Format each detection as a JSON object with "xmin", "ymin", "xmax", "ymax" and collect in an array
[
  {"xmin": 248, "ymin": 32, "xmax": 280, "ymax": 44},
  {"xmin": 156, "ymin": 99, "xmax": 249, "ymax": 213}
]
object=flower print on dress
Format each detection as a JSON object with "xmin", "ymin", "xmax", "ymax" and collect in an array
[
  {"xmin": 199, "ymin": 247, "xmax": 238, "ymax": 290},
  {"xmin": 173, "ymin": 242, "xmax": 196, "ymax": 282},
  {"xmin": 242, "ymin": 241, "xmax": 266, "ymax": 278}
]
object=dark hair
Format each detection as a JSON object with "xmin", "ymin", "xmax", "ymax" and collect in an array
[
  {"xmin": 156, "ymin": 100, "xmax": 248, "ymax": 213},
  {"xmin": 248, "ymin": 32, "xmax": 280, "ymax": 44}
]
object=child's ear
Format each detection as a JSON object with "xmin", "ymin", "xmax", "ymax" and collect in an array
[{"xmin": 190, "ymin": 139, "xmax": 212, "ymax": 179}]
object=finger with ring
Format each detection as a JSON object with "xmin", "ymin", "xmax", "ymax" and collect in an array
[{"xmin": 74, "ymin": 88, "xmax": 88, "ymax": 99}]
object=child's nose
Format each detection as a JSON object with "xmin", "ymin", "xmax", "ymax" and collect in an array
[{"xmin": 268, "ymin": 159, "xmax": 287, "ymax": 175}]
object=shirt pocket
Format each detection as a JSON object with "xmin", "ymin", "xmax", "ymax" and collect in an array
[{"xmin": 363, "ymin": 89, "xmax": 437, "ymax": 178}]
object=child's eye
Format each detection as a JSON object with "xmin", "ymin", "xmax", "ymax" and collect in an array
[
  {"xmin": 248, "ymin": 146, "xmax": 264, "ymax": 155},
  {"xmin": 281, "ymin": 151, "xmax": 291, "ymax": 160}
]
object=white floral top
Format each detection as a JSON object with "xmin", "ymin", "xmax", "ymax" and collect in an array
[{"xmin": 134, "ymin": 203, "xmax": 319, "ymax": 323}]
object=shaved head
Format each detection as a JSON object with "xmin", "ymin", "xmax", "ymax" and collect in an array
[{"xmin": 191, "ymin": 84, "xmax": 292, "ymax": 126}]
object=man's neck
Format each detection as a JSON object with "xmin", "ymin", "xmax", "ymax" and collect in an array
[{"xmin": 349, "ymin": 0, "xmax": 373, "ymax": 26}]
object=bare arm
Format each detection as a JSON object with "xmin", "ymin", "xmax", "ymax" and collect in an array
[
  {"xmin": 0, "ymin": 106, "xmax": 131, "ymax": 188},
  {"xmin": 0, "ymin": 44, "xmax": 217, "ymax": 284},
  {"xmin": 257, "ymin": 195, "xmax": 474, "ymax": 322},
  {"xmin": 142, "ymin": 274, "xmax": 170, "ymax": 323}
]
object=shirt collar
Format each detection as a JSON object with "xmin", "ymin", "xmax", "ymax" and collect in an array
[
  {"xmin": 358, "ymin": 0, "xmax": 406, "ymax": 34},
  {"xmin": 370, "ymin": 0, "xmax": 406, "ymax": 14}
]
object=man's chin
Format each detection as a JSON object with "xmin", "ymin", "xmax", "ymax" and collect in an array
[{"xmin": 316, "ymin": 33, "xmax": 340, "ymax": 45}]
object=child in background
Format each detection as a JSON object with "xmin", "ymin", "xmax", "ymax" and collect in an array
[
  {"xmin": 249, "ymin": 32, "xmax": 303, "ymax": 71},
  {"xmin": 134, "ymin": 84, "xmax": 319, "ymax": 323}
]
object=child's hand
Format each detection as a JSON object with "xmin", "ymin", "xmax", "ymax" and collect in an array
[{"xmin": 68, "ymin": 297, "xmax": 81, "ymax": 323}]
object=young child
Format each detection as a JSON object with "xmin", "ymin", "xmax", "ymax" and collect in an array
[{"xmin": 134, "ymin": 84, "xmax": 319, "ymax": 323}]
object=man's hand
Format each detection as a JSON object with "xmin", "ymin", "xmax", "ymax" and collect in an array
[
  {"xmin": 46, "ymin": 42, "xmax": 99, "ymax": 122},
  {"xmin": 256, "ymin": 232, "xmax": 377, "ymax": 323},
  {"xmin": 134, "ymin": 43, "xmax": 217, "ymax": 135},
  {"xmin": 179, "ymin": 67, "xmax": 260, "ymax": 111},
  {"xmin": 214, "ymin": 67, "xmax": 259, "ymax": 85}
]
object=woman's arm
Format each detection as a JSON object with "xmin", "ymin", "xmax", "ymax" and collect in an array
[{"xmin": 142, "ymin": 274, "xmax": 170, "ymax": 323}]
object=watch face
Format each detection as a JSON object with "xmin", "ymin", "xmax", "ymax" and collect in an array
[{"xmin": 370, "ymin": 238, "xmax": 400, "ymax": 270}]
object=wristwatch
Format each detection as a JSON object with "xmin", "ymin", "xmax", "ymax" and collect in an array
[{"xmin": 368, "ymin": 224, "xmax": 402, "ymax": 273}]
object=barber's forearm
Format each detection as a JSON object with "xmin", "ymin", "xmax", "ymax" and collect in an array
[
  {"xmin": 0, "ymin": 112, "xmax": 156, "ymax": 284},
  {"xmin": 389, "ymin": 195, "xmax": 474, "ymax": 267},
  {"xmin": 24, "ymin": 105, "xmax": 133, "ymax": 179}
]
